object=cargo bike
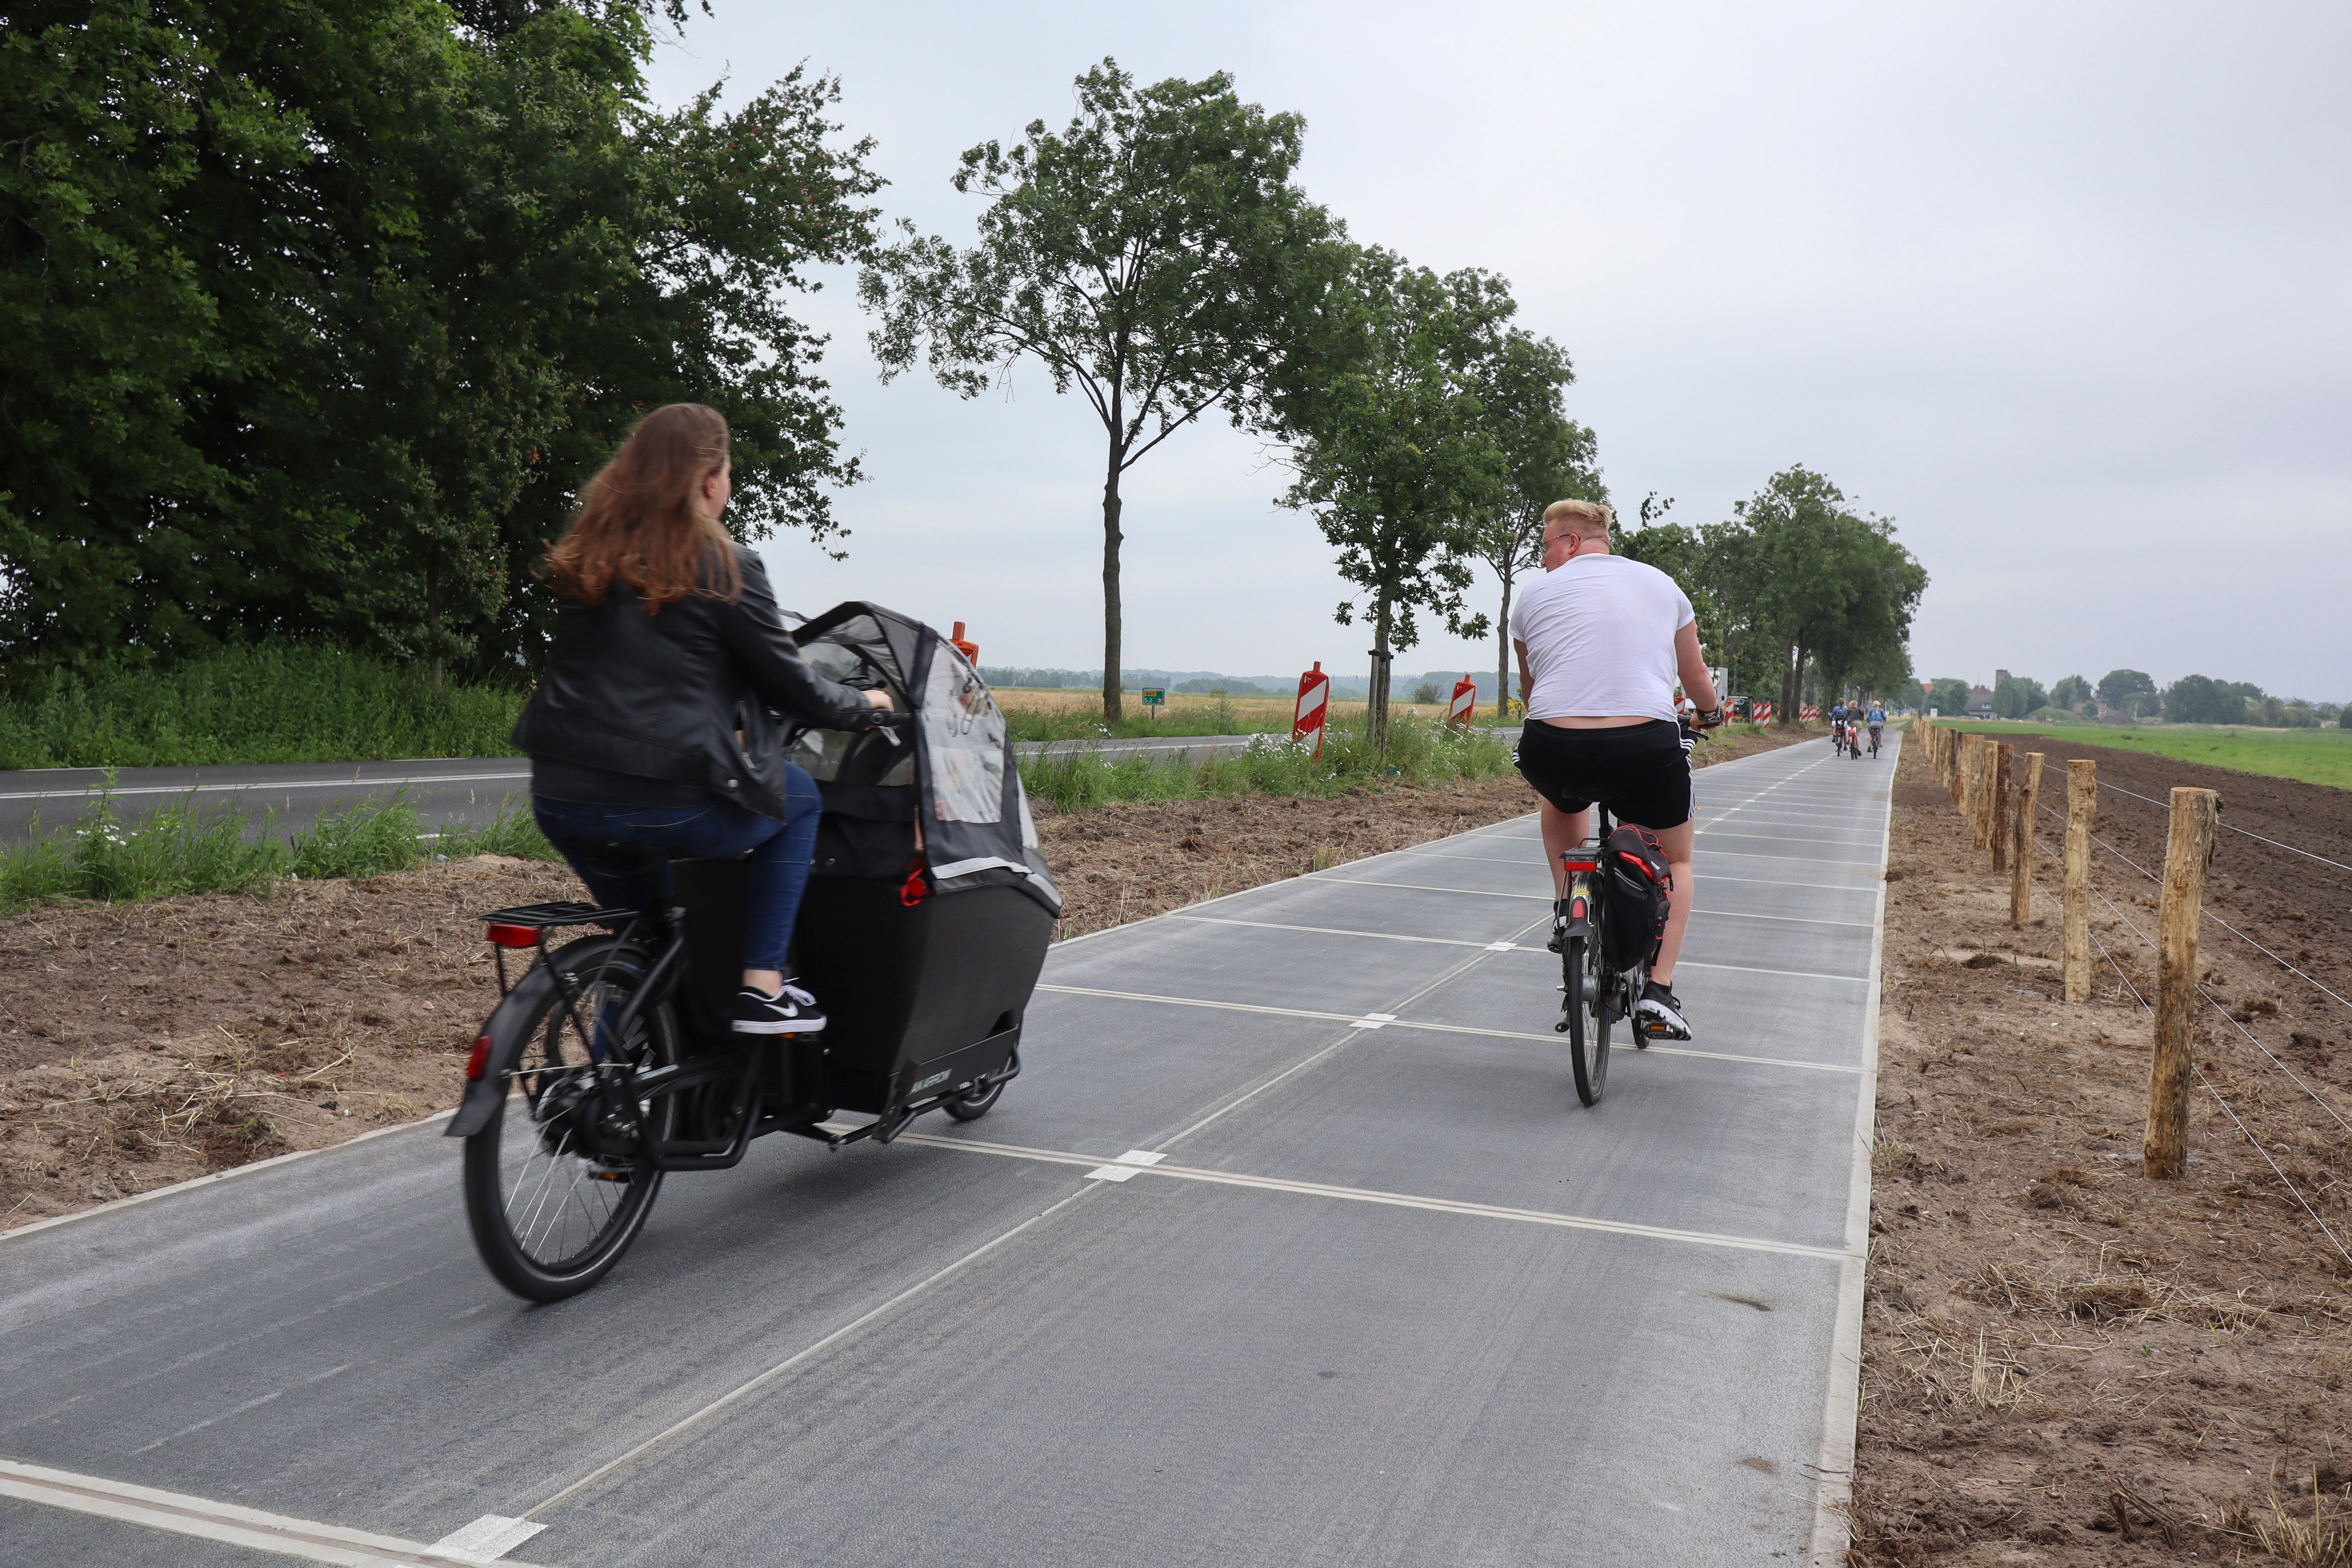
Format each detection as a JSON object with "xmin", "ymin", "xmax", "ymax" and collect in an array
[{"xmin": 448, "ymin": 604, "xmax": 1061, "ymax": 1301}]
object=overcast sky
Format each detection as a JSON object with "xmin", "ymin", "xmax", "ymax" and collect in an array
[{"xmin": 644, "ymin": 2, "xmax": 2350, "ymax": 701}]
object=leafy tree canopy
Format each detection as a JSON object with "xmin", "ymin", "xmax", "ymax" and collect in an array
[
  {"xmin": 2096, "ymin": 668, "xmax": 2156, "ymax": 707},
  {"xmin": 1278, "ymin": 249, "xmax": 1526, "ymax": 746},
  {"xmin": 860, "ymin": 58, "xmax": 1348, "ymax": 720},
  {"xmin": 1, "ymin": 0, "xmax": 877, "ymax": 685}
]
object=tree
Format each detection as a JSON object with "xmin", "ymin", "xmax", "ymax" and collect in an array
[
  {"xmin": 1615, "ymin": 494, "xmax": 1734, "ymax": 690},
  {"xmin": 1991, "ymin": 673, "xmax": 2047, "ymax": 718},
  {"xmin": 2163, "ymin": 673, "xmax": 2246, "ymax": 725},
  {"xmin": 1711, "ymin": 468, "xmax": 1925, "ymax": 723},
  {"xmin": 2096, "ymin": 668, "xmax": 2156, "ymax": 709},
  {"xmin": 861, "ymin": 59, "xmax": 1345, "ymax": 722},
  {"xmin": 1279, "ymin": 251, "xmax": 1515, "ymax": 751},
  {"xmin": 1926, "ymin": 677, "xmax": 1971, "ymax": 715},
  {"xmin": 1454, "ymin": 339, "xmax": 1595, "ymax": 719},
  {"xmin": 0, "ymin": 0, "xmax": 881, "ymax": 682},
  {"xmin": 2050, "ymin": 674, "xmax": 2092, "ymax": 711}
]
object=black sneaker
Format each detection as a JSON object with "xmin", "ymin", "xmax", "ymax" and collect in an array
[
  {"xmin": 734, "ymin": 980, "xmax": 826, "ymax": 1035},
  {"xmin": 1636, "ymin": 980, "xmax": 1692, "ymax": 1040}
]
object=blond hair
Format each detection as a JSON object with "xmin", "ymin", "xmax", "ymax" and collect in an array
[{"xmin": 1542, "ymin": 499, "xmax": 1613, "ymax": 539}]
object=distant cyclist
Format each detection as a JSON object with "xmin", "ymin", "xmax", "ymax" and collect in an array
[
  {"xmin": 1866, "ymin": 699, "xmax": 1886, "ymax": 754},
  {"xmin": 1828, "ymin": 699, "xmax": 1850, "ymax": 750},
  {"xmin": 1512, "ymin": 499, "xmax": 1722, "ymax": 1040}
]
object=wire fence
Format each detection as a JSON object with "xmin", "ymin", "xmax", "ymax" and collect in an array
[{"xmin": 2014, "ymin": 788, "xmax": 2352, "ymax": 1268}]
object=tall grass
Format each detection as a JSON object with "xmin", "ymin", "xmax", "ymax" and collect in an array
[
  {"xmin": 1002, "ymin": 693, "xmax": 1294, "ymax": 743},
  {"xmin": 0, "ymin": 644, "xmax": 527, "ymax": 768},
  {"xmin": 0, "ymin": 790, "xmax": 559, "ymax": 914},
  {"xmin": 1021, "ymin": 716, "xmax": 1515, "ymax": 812}
]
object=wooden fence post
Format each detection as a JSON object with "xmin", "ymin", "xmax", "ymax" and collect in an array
[
  {"xmin": 1949, "ymin": 730, "xmax": 1967, "ymax": 806},
  {"xmin": 1971, "ymin": 739, "xmax": 1993, "ymax": 849},
  {"xmin": 2009, "ymin": 751, "xmax": 2043, "ymax": 926},
  {"xmin": 2062, "ymin": 759, "xmax": 2096, "ymax": 1002},
  {"xmin": 2145, "ymin": 787, "xmax": 2220, "ymax": 1179},
  {"xmin": 1988, "ymin": 741, "xmax": 2013, "ymax": 872}
]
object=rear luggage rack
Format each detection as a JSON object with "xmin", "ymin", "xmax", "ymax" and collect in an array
[{"xmin": 481, "ymin": 902, "xmax": 642, "ymax": 994}]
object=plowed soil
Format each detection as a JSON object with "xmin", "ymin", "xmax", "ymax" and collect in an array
[
  {"xmin": 1849, "ymin": 732, "xmax": 2352, "ymax": 1564},
  {"xmin": 0, "ymin": 722, "xmax": 1812, "ymax": 1231}
]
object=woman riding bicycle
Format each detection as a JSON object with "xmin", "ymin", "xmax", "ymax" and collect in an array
[{"xmin": 512, "ymin": 403, "xmax": 895, "ymax": 1036}]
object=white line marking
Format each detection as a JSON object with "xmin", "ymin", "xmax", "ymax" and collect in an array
[
  {"xmin": 1670, "ymin": 959, "xmax": 1872, "ymax": 985},
  {"xmin": 0, "ymin": 1110, "xmax": 456, "ymax": 1246},
  {"xmin": 1168, "ymin": 914, "xmax": 1507, "ymax": 948},
  {"xmin": 900, "ymin": 1135, "xmax": 1851, "ymax": 1261},
  {"xmin": 431, "ymin": 1516, "xmax": 546, "ymax": 1561},
  {"xmin": 524, "ymin": 1187, "xmax": 1100, "ymax": 1517},
  {"xmin": 0, "ymin": 1457, "xmax": 543, "ymax": 1568},
  {"xmin": 1034, "ymin": 984, "xmax": 1865, "ymax": 1068},
  {"xmin": 0, "ymin": 771, "xmax": 529, "ymax": 804}
]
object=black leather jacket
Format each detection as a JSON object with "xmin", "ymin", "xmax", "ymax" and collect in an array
[{"xmin": 512, "ymin": 546, "xmax": 880, "ymax": 822}]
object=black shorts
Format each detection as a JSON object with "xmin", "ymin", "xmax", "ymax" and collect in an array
[{"xmin": 1514, "ymin": 719, "xmax": 1694, "ymax": 830}]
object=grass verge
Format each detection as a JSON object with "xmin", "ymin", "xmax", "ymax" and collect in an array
[
  {"xmin": 1939, "ymin": 719, "xmax": 2352, "ymax": 791},
  {"xmin": 0, "ymin": 792, "xmax": 557, "ymax": 913},
  {"xmin": 0, "ymin": 644, "xmax": 527, "ymax": 768},
  {"xmin": 1020, "ymin": 716, "xmax": 1516, "ymax": 812}
]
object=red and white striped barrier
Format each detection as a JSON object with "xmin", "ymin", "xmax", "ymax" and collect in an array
[
  {"xmin": 1800, "ymin": 705, "xmax": 1820, "ymax": 723},
  {"xmin": 1447, "ymin": 675, "xmax": 1478, "ymax": 728},
  {"xmin": 1293, "ymin": 661, "xmax": 1331, "ymax": 758},
  {"xmin": 1751, "ymin": 702, "xmax": 1775, "ymax": 725}
]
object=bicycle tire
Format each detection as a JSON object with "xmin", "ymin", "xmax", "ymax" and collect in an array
[
  {"xmin": 1566, "ymin": 933, "xmax": 1611, "ymax": 1106},
  {"xmin": 462, "ymin": 940, "xmax": 678, "ymax": 1301},
  {"xmin": 944, "ymin": 1054, "xmax": 1015, "ymax": 1122}
]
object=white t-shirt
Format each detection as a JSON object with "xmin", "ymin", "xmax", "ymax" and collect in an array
[{"xmin": 1510, "ymin": 553, "xmax": 1695, "ymax": 723}]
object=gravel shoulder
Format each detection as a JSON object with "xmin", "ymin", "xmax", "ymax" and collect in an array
[
  {"xmin": 0, "ymin": 722, "xmax": 1811, "ymax": 1231},
  {"xmin": 1848, "ymin": 733, "xmax": 2352, "ymax": 1564}
]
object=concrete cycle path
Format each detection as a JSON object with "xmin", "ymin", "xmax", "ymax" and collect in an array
[{"xmin": 0, "ymin": 733, "xmax": 1891, "ymax": 1567}]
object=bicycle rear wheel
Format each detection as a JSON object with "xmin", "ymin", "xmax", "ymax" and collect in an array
[
  {"xmin": 1565, "ymin": 934, "xmax": 1612, "ymax": 1106},
  {"xmin": 462, "ymin": 941, "xmax": 679, "ymax": 1301}
]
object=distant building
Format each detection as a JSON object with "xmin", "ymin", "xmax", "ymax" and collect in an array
[{"xmin": 1967, "ymin": 685, "xmax": 1993, "ymax": 713}]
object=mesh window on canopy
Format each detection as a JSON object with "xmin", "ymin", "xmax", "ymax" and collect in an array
[{"xmin": 923, "ymin": 645, "xmax": 1005, "ymax": 824}]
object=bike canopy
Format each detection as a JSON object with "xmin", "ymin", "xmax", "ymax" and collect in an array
[{"xmin": 785, "ymin": 601, "xmax": 1060, "ymax": 916}]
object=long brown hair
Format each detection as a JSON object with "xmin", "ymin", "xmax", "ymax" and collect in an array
[{"xmin": 546, "ymin": 403, "xmax": 742, "ymax": 612}]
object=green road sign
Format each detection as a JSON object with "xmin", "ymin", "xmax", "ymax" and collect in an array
[{"xmin": 1142, "ymin": 688, "xmax": 1165, "ymax": 707}]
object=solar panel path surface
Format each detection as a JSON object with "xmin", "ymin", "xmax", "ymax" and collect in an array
[{"xmin": 0, "ymin": 733, "xmax": 1893, "ymax": 1567}]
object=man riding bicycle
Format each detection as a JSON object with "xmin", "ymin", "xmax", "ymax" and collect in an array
[
  {"xmin": 1512, "ymin": 500, "xmax": 1722, "ymax": 1041},
  {"xmin": 1829, "ymin": 699, "xmax": 1850, "ymax": 750},
  {"xmin": 1866, "ymin": 699, "xmax": 1886, "ymax": 753}
]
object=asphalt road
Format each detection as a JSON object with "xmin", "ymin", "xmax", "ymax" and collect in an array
[
  {"xmin": 0, "ymin": 734, "xmax": 1887, "ymax": 1566},
  {"xmin": 0, "ymin": 731, "xmax": 1439, "ymax": 845}
]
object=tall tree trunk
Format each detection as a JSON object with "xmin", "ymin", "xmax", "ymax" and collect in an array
[
  {"xmin": 426, "ymin": 559, "xmax": 443, "ymax": 692},
  {"xmin": 1494, "ymin": 570, "xmax": 1513, "ymax": 720},
  {"xmin": 1368, "ymin": 592, "xmax": 1395, "ymax": 755},
  {"xmin": 1778, "ymin": 640, "xmax": 1800, "ymax": 725},
  {"xmin": 1100, "ymin": 439, "xmax": 1125, "ymax": 725}
]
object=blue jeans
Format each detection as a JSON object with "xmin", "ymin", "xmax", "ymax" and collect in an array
[{"xmin": 533, "ymin": 766, "xmax": 822, "ymax": 973}]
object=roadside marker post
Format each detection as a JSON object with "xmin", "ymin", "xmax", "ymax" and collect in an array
[
  {"xmin": 1292, "ymin": 662, "xmax": 1331, "ymax": 758},
  {"xmin": 1446, "ymin": 675, "xmax": 1478, "ymax": 728}
]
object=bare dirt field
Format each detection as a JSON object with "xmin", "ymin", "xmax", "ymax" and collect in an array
[
  {"xmin": 0, "ymin": 723, "xmax": 1809, "ymax": 1232},
  {"xmin": 1849, "ymin": 733, "xmax": 2352, "ymax": 1564}
]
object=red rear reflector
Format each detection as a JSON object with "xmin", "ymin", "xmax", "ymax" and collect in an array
[
  {"xmin": 1570, "ymin": 897, "xmax": 1586, "ymax": 921},
  {"xmin": 485, "ymin": 923, "xmax": 538, "ymax": 948},
  {"xmin": 1560, "ymin": 857, "xmax": 1599, "ymax": 872},
  {"xmin": 465, "ymin": 1034, "xmax": 494, "ymax": 1080}
]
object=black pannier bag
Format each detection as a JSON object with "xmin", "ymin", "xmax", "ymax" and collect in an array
[
  {"xmin": 749, "ymin": 601, "xmax": 1061, "ymax": 1117},
  {"xmin": 1600, "ymin": 823, "xmax": 1673, "ymax": 971}
]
